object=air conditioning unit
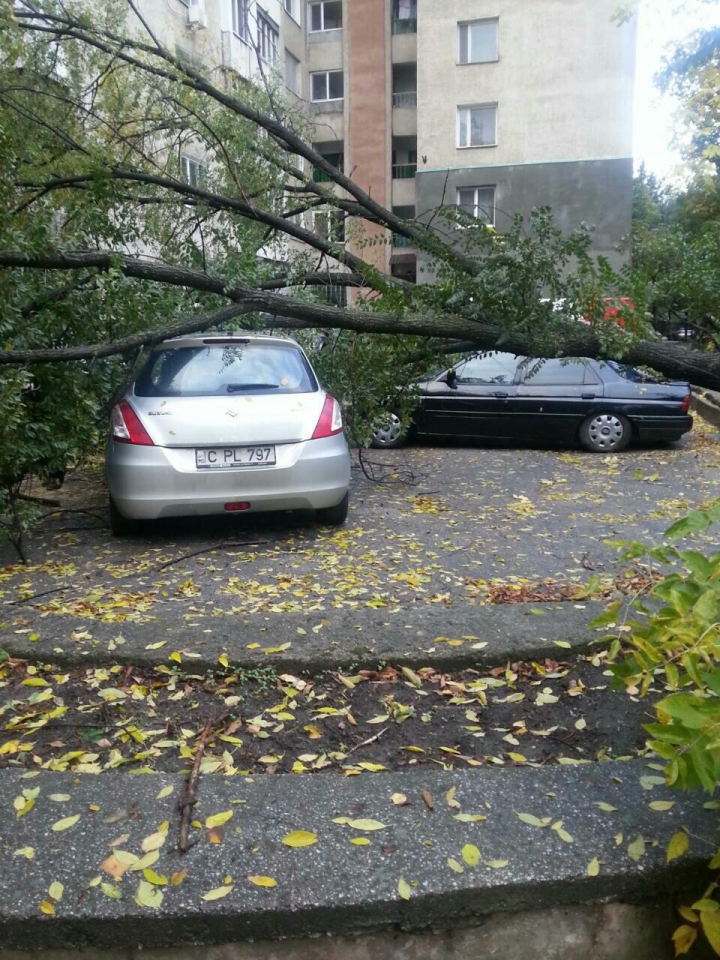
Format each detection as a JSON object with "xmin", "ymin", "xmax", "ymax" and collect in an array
[{"xmin": 187, "ymin": 0, "xmax": 208, "ymax": 29}]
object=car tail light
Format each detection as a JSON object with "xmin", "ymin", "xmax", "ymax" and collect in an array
[
  {"xmin": 225, "ymin": 502, "xmax": 251, "ymax": 512},
  {"xmin": 681, "ymin": 395, "xmax": 691, "ymax": 413},
  {"xmin": 312, "ymin": 396, "xmax": 343, "ymax": 439},
  {"xmin": 111, "ymin": 401, "xmax": 154, "ymax": 446}
]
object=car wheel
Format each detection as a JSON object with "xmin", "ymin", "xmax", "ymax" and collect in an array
[
  {"xmin": 371, "ymin": 412, "xmax": 408, "ymax": 449},
  {"xmin": 108, "ymin": 496, "xmax": 141, "ymax": 536},
  {"xmin": 316, "ymin": 492, "xmax": 349, "ymax": 526},
  {"xmin": 579, "ymin": 412, "xmax": 631, "ymax": 453}
]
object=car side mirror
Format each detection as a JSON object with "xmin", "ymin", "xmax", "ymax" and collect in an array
[{"xmin": 444, "ymin": 368, "xmax": 458, "ymax": 389}]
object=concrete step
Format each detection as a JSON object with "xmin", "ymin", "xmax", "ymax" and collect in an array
[
  {"xmin": 4, "ymin": 601, "xmax": 607, "ymax": 673},
  {"xmin": 0, "ymin": 759, "xmax": 711, "ymax": 951}
]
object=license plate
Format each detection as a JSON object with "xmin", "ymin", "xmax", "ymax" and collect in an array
[{"xmin": 195, "ymin": 446, "xmax": 276, "ymax": 469}]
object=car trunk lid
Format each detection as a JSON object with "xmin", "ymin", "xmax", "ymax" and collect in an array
[{"xmin": 129, "ymin": 393, "xmax": 326, "ymax": 448}]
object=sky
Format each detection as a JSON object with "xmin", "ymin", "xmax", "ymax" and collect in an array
[{"xmin": 634, "ymin": 0, "xmax": 720, "ymax": 181}]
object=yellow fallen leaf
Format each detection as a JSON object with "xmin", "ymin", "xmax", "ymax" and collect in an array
[
  {"xmin": 282, "ymin": 830, "xmax": 318, "ymax": 848},
  {"xmin": 202, "ymin": 885, "xmax": 234, "ymax": 900},
  {"xmin": 552, "ymin": 640, "xmax": 571, "ymax": 648},
  {"xmin": 39, "ymin": 900, "xmax": 55, "ymax": 916},
  {"xmin": 141, "ymin": 831, "xmax": 166, "ymax": 853},
  {"xmin": 454, "ymin": 813, "xmax": 487, "ymax": 823},
  {"xmin": 247, "ymin": 876, "xmax": 276, "ymax": 888},
  {"xmin": 516, "ymin": 813, "xmax": 551, "ymax": 828},
  {"xmin": 145, "ymin": 641, "xmax": 165, "ymax": 650},
  {"xmin": 51, "ymin": 815, "xmax": 80, "ymax": 832},
  {"xmin": 462, "ymin": 844, "xmax": 480, "ymax": 867},
  {"xmin": 486, "ymin": 860, "xmax": 509, "ymax": 869},
  {"xmin": 219, "ymin": 653, "xmax": 229, "ymax": 668},
  {"xmin": 13, "ymin": 847, "xmax": 34, "ymax": 859},
  {"xmin": 340, "ymin": 818, "xmax": 386, "ymax": 831},
  {"xmin": 169, "ymin": 652, "xmax": 182, "ymax": 663},
  {"xmin": 171, "ymin": 869, "xmax": 188, "ymax": 886},
  {"xmin": 48, "ymin": 882, "xmax": 64, "ymax": 902},
  {"xmin": 445, "ymin": 786, "xmax": 461, "ymax": 809},
  {"xmin": 205, "ymin": 811, "xmax": 233, "ymax": 829},
  {"xmin": 135, "ymin": 880, "xmax": 163, "ymax": 909},
  {"xmin": 667, "ymin": 830, "xmax": 689, "ymax": 863},
  {"xmin": 349, "ymin": 838, "xmax": 371, "ymax": 846},
  {"xmin": 649, "ymin": 800, "xmax": 675, "ymax": 811},
  {"xmin": 447, "ymin": 858, "xmax": 464, "ymax": 874},
  {"xmin": 143, "ymin": 869, "xmax": 168, "ymax": 886},
  {"xmin": 627, "ymin": 835, "xmax": 645, "ymax": 861},
  {"xmin": 397, "ymin": 877, "xmax": 412, "ymax": 900},
  {"xmin": 587, "ymin": 858, "xmax": 600, "ymax": 877},
  {"xmin": 156, "ymin": 786, "xmax": 174, "ymax": 800}
]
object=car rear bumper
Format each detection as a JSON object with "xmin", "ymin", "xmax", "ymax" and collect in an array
[
  {"xmin": 634, "ymin": 415, "xmax": 693, "ymax": 441},
  {"xmin": 106, "ymin": 434, "xmax": 351, "ymax": 519}
]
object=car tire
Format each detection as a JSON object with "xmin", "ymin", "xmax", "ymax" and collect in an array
[
  {"xmin": 371, "ymin": 412, "xmax": 408, "ymax": 449},
  {"xmin": 108, "ymin": 496, "xmax": 142, "ymax": 536},
  {"xmin": 316, "ymin": 492, "xmax": 349, "ymax": 526},
  {"xmin": 579, "ymin": 412, "xmax": 631, "ymax": 453}
]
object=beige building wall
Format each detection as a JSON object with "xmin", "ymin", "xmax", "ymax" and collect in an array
[{"xmin": 416, "ymin": 0, "xmax": 636, "ymax": 172}]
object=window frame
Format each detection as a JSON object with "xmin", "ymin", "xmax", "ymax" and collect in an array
[
  {"xmin": 458, "ymin": 18, "xmax": 499, "ymax": 65},
  {"xmin": 457, "ymin": 103, "xmax": 498, "ymax": 149},
  {"xmin": 309, "ymin": 0, "xmax": 343, "ymax": 32},
  {"xmin": 312, "ymin": 207, "xmax": 346, "ymax": 244},
  {"xmin": 311, "ymin": 69, "xmax": 344, "ymax": 102},
  {"xmin": 231, "ymin": 0, "xmax": 250, "ymax": 42},
  {"xmin": 257, "ymin": 10, "xmax": 279, "ymax": 63},
  {"xmin": 451, "ymin": 352, "xmax": 522, "ymax": 386},
  {"xmin": 285, "ymin": 48, "xmax": 301, "ymax": 94},
  {"xmin": 180, "ymin": 155, "xmax": 204, "ymax": 189},
  {"xmin": 518, "ymin": 359, "xmax": 600, "ymax": 387},
  {"xmin": 456, "ymin": 185, "xmax": 496, "ymax": 226}
]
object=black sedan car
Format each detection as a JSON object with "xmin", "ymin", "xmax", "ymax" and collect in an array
[{"xmin": 372, "ymin": 353, "xmax": 692, "ymax": 453}]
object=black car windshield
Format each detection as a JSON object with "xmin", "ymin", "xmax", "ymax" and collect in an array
[
  {"xmin": 135, "ymin": 344, "xmax": 317, "ymax": 397},
  {"xmin": 607, "ymin": 362, "xmax": 665, "ymax": 384}
]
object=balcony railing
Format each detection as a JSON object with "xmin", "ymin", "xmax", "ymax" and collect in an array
[
  {"xmin": 392, "ymin": 163, "xmax": 417, "ymax": 179},
  {"xmin": 392, "ymin": 234, "xmax": 414, "ymax": 247},
  {"xmin": 392, "ymin": 91, "xmax": 417, "ymax": 108},
  {"xmin": 313, "ymin": 166, "xmax": 343, "ymax": 183},
  {"xmin": 392, "ymin": 17, "xmax": 417, "ymax": 34}
]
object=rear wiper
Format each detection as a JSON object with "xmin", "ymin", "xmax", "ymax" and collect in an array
[{"xmin": 226, "ymin": 383, "xmax": 280, "ymax": 392}]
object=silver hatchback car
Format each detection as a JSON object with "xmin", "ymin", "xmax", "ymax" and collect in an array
[{"xmin": 105, "ymin": 334, "xmax": 350, "ymax": 534}]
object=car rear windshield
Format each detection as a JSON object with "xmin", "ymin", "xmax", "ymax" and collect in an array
[
  {"xmin": 607, "ymin": 362, "xmax": 665, "ymax": 384},
  {"xmin": 134, "ymin": 343, "xmax": 317, "ymax": 397}
]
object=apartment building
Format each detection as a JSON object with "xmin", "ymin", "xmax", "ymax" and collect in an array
[{"xmin": 135, "ymin": 0, "xmax": 637, "ymax": 281}]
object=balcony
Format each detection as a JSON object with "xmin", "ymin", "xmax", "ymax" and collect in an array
[
  {"xmin": 392, "ymin": 163, "xmax": 417, "ymax": 179},
  {"xmin": 392, "ymin": 17, "xmax": 417, "ymax": 34},
  {"xmin": 392, "ymin": 91, "xmax": 417, "ymax": 108}
]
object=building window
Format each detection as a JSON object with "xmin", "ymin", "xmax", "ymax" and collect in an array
[
  {"xmin": 181, "ymin": 156, "xmax": 204, "ymax": 188},
  {"xmin": 457, "ymin": 186, "xmax": 496, "ymax": 225},
  {"xmin": 232, "ymin": 0, "xmax": 249, "ymax": 41},
  {"xmin": 312, "ymin": 150, "xmax": 343, "ymax": 182},
  {"xmin": 458, "ymin": 104, "xmax": 497, "ymax": 147},
  {"xmin": 285, "ymin": 50, "xmax": 300, "ymax": 93},
  {"xmin": 310, "ymin": 1, "xmax": 342, "ymax": 31},
  {"xmin": 392, "ymin": 0, "xmax": 417, "ymax": 34},
  {"xmin": 258, "ymin": 12, "xmax": 279, "ymax": 63},
  {"xmin": 313, "ymin": 209, "xmax": 346, "ymax": 243},
  {"xmin": 284, "ymin": 0, "xmax": 295, "ymax": 17},
  {"xmin": 458, "ymin": 19, "xmax": 499, "ymax": 64},
  {"xmin": 311, "ymin": 70, "xmax": 344, "ymax": 102}
]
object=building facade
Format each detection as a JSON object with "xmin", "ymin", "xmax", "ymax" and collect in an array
[{"xmin": 135, "ymin": 0, "xmax": 637, "ymax": 280}]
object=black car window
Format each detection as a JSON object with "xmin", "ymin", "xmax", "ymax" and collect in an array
[
  {"xmin": 519, "ymin": 358, "xmax": 594, "ymax": 386},
  {"xmin": 454, "ymin": 352, "xmax": 520, "ymax": 385},
  {"xmin": 135, "ymin": 344, "xmax": 317, "ymax": 397},
  {"xmin": 607, "ymin": 361, "xmax": 664, "ymax": 384}
]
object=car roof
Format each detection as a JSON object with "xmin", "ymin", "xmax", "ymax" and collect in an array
[{"xmin": 157, "ymin": 333, "xmax": 301, "ymax": 350}]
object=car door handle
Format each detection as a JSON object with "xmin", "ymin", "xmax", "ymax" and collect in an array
[
  {"xmin": 492, "ymin": 391, "xmax": 509, "ymax": 398},
  {"xmin": 581, "ymin": 393, "xmax": 596, "ymax": 399}
]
